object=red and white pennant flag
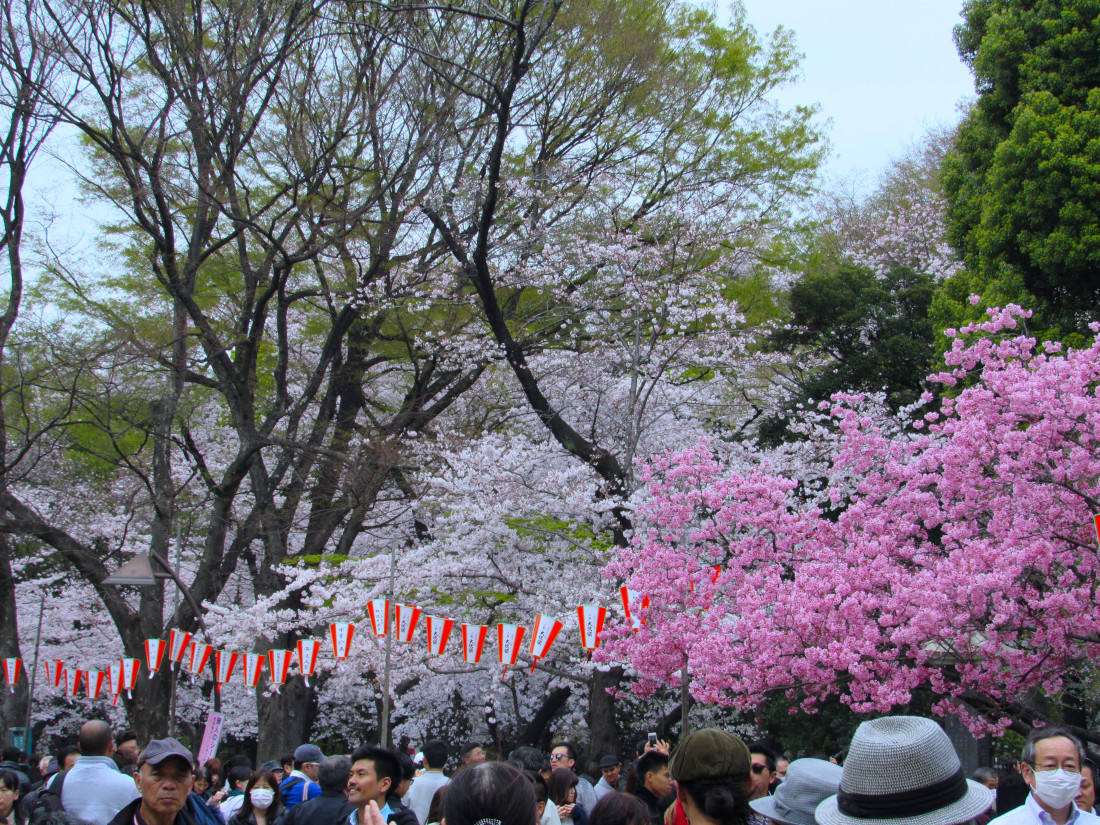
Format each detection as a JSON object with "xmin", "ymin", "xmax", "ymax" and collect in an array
[
  {"xmin": 188, "ymin": 641, "xmax": 213, "ymax": 679},
  {"xmin": 65, "ymin": 667, "xmax": 83, "ymax": 700},
  {"xmin": 297, "ymin": 640, "xmax": 320, "ymax": 688},
  {"xmin": 107, "ymin": 665, "xmax": 122, "ymax": 706},
  {"xmin": 145, "ymin": 638, "xmax": 166, "ymax": 678},
  {"xmin": 497, "ymin": 623, "xmax": 526, "ymax": 674},
  {"xmin": 168, "ymin": 630, "xmax": 193, "ymax": 668},
  {"xmin": 3, "ymin": 658, "xmax": 20, "ymax": 692},
  {"xmin": 268, "ymin": 650, "xmax": 292, "ymax": 694},
  {"xmin": 620, "ymin": 587, "xmax": 648, "ymax": 630},
  {"xmin": 45, "ymin": 659, "xmax": 63, "ymax": 691},
  {"xmin": 242, "ymin": 653, "xmax": 265, "ymax": 694},
  {"xmin": 120, "ymin": 658, "xmax": 140, "ymax": 698},
  {"xmin": 577, "ymin": 605, "xmax": 606, "ymax": 650},
  {"xmin": 330, "ymin": 623, "xmax": 355, "ymax": 662},
  {"xmin": 85, "ymin": 670, "xmax": 105, "ymax": 700},
  {"xmin": 215, "ymin": 651, "xmax": 238, "ymax": 691},
  {"xmin": 528, "ymin": 615, "xmax": 563, "ymax": 672},
  {"xmin": 425, "ymin": 616, "xmax": 454, "ymax": 656},
  {"xmin": 461, "ymin": 624, "xmax": 487, "ymax": 664},
  {"xmin": 395, "ymin": 605, "xmax": 421, "ymax": 642},
  {"xmin": 367, "ymin": 599, "xmax": 389, "ymax": 636}
]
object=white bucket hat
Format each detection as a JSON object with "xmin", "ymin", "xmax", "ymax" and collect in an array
[{"xmin": 815, "ymin": 717, "xmax": 994, "ymax": 825}]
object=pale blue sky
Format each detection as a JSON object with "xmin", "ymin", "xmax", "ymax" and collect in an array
[{"xmin": 741, "ymin": 0, "xmax": 976, "ymax": 183}]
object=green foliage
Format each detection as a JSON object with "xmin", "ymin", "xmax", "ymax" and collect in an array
[
  {"xmin": 761, "ymin": 265, "xmax": 936, "ymax": 443},
  {"xmin": 943, "ymin": 0, "xmax": 1100, "ymax": 333}
]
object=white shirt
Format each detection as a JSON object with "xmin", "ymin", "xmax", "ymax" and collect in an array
[
  {"xmin": 220, "ymin": 793, "xmax": 246, "ymax": 821},
  {"xmin": 53, "ymin": 756, "xmax": 141, "ymax": 825},
  {"xmin": 990, "ymin": 794, "xmax": 1100, "ymax": 825},
  {"xmin": 403, "ymin": 771, "xmax": 449, "ymax": 825}
]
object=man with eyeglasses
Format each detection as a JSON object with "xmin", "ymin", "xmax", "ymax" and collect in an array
[
  {"xmin": 989, "ymin": 726, "xmax": 1100, "ymax": 825},
  {"xmin": 280, "ymin": 744, "xmax": 324, "ymax": 809},
  {"xmin": 549, "ymin": 742, "xmax": 597, "ymax": 814}
]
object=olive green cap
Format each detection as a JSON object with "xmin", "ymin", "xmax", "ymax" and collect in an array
[{"xmin": 669, "ymin": 728, "xmax": 751, "ymax": 783}]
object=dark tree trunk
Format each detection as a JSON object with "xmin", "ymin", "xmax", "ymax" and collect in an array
[
  {"xmin": 257, "ymin": 672, "xmax": 316, "ymax": 759},
  {"xmin": 587, "ymin": 667, "xmax": 622, "ymax": 769},
  {"xmin": 0, "ymin": 541, "xmax": 29, "ymax": 748},
  {"xmin": 516, "ymin": 686, "xmax": 572, "ymax": 748}
]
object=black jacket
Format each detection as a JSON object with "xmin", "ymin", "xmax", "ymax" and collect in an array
[
  {"xmin": 282, "ymin": 791, "xmax": 354, "ymax": 825},
  {"xmin": 384, "ymin": 793, "xmax": 418, "ymax": 825}
]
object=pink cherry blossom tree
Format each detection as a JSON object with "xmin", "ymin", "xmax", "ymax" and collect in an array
[{"xmin": 605, "ymin": 303, "xmax": 1100, "ymax": 742}]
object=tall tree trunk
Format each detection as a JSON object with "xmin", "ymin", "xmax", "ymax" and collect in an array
[
  {"xmin": 0, "ymin": 540, "xmax": 28, "ymax": 749},
  {"xmin": 257, "ymin": 658, "xmax": 316, "ymax": 759},
  {"xmin": 587, "ymin": 667, "xmax": 622, "ymax": 768}
]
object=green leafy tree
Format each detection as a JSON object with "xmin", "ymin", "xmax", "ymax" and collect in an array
[{"xmin": 942, "ymin": 0, "xmax": 1100, "ymax": 335}]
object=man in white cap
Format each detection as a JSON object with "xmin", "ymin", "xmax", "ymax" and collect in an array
[
  {"xmin": 989, "ymin": 726, "xmax": 1100, "ymax": 825},
  {"xmin": 752, "ymin": 758, "xmax": 842, "ymax": 825},
  {"xmin": 815, "ymin": 716, "xmax": 995, "ymax": 825}
]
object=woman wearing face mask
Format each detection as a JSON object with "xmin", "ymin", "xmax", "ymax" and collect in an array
[{"xmin": 228, "ymin": 770, "xmax": 287, "ymax": 825}]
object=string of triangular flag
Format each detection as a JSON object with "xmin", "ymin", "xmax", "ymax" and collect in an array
[{"xmin": 2, "ymin": 588, "xmax": 656, "ymax": 697}]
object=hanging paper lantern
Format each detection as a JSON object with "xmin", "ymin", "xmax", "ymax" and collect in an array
[
  {"xmin": 620, "ymin": 587, "xmax": 648, "ymax": 630},
  {"xmin": 214, "ymin": 651, "xmax": 238, "ymax": 691},
  {"xmin": 425, "ymin": 616, "xmax": 454, "ymax": 656},
  {"xmin": 242, "ymin": 653, "xmax": 265, "ymax": 694},
  {"xmin": 3, "ymin": 658, "xmax": 20, "ymax": 692},
  {"xmin": 145, "ymin": 638, "xmax": 166, "ymax": 678},
  {"xmin": 65, "ymin": 667, "xmax": 83, "ymax": 699},
  {"xmin": 188, "ymin": 641, "xmax": 213, "ymax": 678},
  {"xmin": 107, "ymin": 665, "xmax": 123, "ymax": 707},
  {"xmin": 85, "ymin": 670, "xmax": 105, "ymax": 700},
  {"xmin": 168, "ymin": 630, "xmax": 193, "ymax": 668},
  {"xmin": 528, "ymin": 614, "xmax": 563, "ymax": 672},
  {"xmin": 268, "ymin": 649, "xmax": 292, "ymax": 694},
  {"xmin": 395, "ymin": 604, "xmax": 421, "ymax": 642},
  {"xmin": 45, "ymin": 659, "xmax": 63, "ymax": 691},
  {"xmin": 367, "ymin": 599, "xmax": 389, "ymax": 636},
  {"xmin": 330, "ymin": 622, "xmax": 355, "ymax": 662},
  {"xmin": 461, "ymin": 624, "xmax": 488, "ymax": 664},
  {"xmin": 297, "ymin": 640, "xmax": 320, "ymax": 688},
  {"xmin": 497, "ymin": 623, "xmax": 526, "ymax": 669},
  {"xmin": 576, "ymin": 605, "xmax": 607, "ymax": 650},
  {"xmin": 120, "ymin": 658, "xmax": 140, "ymax": 698}
]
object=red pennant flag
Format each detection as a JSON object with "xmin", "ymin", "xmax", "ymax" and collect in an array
[
  {"xmin": 107, "ymin": 665, "xmax": 123, "ymax": 705},
  {"xmin": 367, "ymin": 599, "xmax": 389, "ymax": 636},
  {"xmin": 85, "ymin": 670, "xmax": 105, "ymax": 700},
  {"xmin": 267, "ymin": 649, "xmax": 292, "ymax": 694},
  {"xmin": 188, "ymin": 641, "xmax": 213, "ymax": 677},
  {"xmin": 425, "ymin": 616, "xmax": 454, "ymax": 656},
  {"xmin": 330, "ymin": 622, "xmax": 355, "ymax": 661},
  {"xmin": 120, "ymin": 658, "xmax": 140, "ymax": 698},
  {"xmin": 577, "ymin": 605, "xmax": 607, "ymax": 650},
  {"xmin": 65, "ymin": 667, "xmax": 83, "ymax": 699},
  {"xmin": 297, "ymin": 640, "xmax": 320, "ymax": 688},
  {"xmin": 145, "ymin": 638, "xmax": 166, "ymax": 677},
  {"xmin": 45, "ymin": 659, "xmax": 63, "ymax": 690},
  {"xmin": 395, "ymin": 605, "xmax": 421, "ymax": 642},
  {"xmin": 461, "ymin": 624, "xmax": 488, "ymax": 664},
  {"xmin": 528, "ymin": 614, "xmax": 563, "ymax": 672},
  {"xmin": 168, "ymin": 630, "xmax": 193, "ymax": 667},
  {"xmin": 242, "ymin": 653, "xmax": 265, "ymax": 693},
  {"xmin": 3, "ymin": 658, "xmax": 20, "ymax": 692},
  {"xmin": 620, "ymin": 587, "xmax": 648, "ymax": 630},
  {"xmin": 214, "ymin": 651, "xmax": 238, "ymax": 691},
  {"xmin": 497, "ymin": 623, "xmax": 526, "ymax": 668}
]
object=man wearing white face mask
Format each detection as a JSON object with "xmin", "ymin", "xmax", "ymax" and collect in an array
[{"xmin": 990, "ymin": 727, "xmax": 1100, "ymax": 825}]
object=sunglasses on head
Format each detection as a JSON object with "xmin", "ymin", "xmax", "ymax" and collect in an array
[{"xmin": 751, "ymin": 764, "xmax": 767, "ymax": 774}]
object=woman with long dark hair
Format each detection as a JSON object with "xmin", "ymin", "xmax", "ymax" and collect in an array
[
  {"xmin": 548, "ymin": 769, "xmax": 589, "ymax": 825},
  {"xmin": 227, "ymin": 770, "xmax": 286, "ymax": 825},
  {"xmin": 0, "ymin": 770, "xmax": 23, "ymax": 825}
]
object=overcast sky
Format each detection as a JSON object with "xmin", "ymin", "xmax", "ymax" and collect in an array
[{"xmin": 741, "ymin": 0, "xmax": 976, "ymax": 185}]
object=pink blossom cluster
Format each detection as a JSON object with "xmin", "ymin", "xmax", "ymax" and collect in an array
[{"xmin": 603, "ymin": 305, "xmax": 1100, "ymax": 733}]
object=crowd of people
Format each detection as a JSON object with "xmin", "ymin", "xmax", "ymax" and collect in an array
[{"xmin": 0, "ymin": 716, "xmax": 1097, "ymax": 825}]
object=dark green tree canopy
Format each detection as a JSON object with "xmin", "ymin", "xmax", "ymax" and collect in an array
[{"xmin": 943, "ymin": 0, "xmax": 1100, "ymax": 331}]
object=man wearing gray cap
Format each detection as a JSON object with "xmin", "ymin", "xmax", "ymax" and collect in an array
[
  {"xmin": 106, "ymin": 738, "xmax": 194, "ymax": 825},
  {"xmin": 280, "ymin": 745, "xmax": 324, "ymax": 809}
]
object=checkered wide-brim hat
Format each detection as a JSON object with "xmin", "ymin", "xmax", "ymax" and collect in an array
[{"xmin": 814, "ymin": 717, "xmax": 994, "ymax": 825}]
